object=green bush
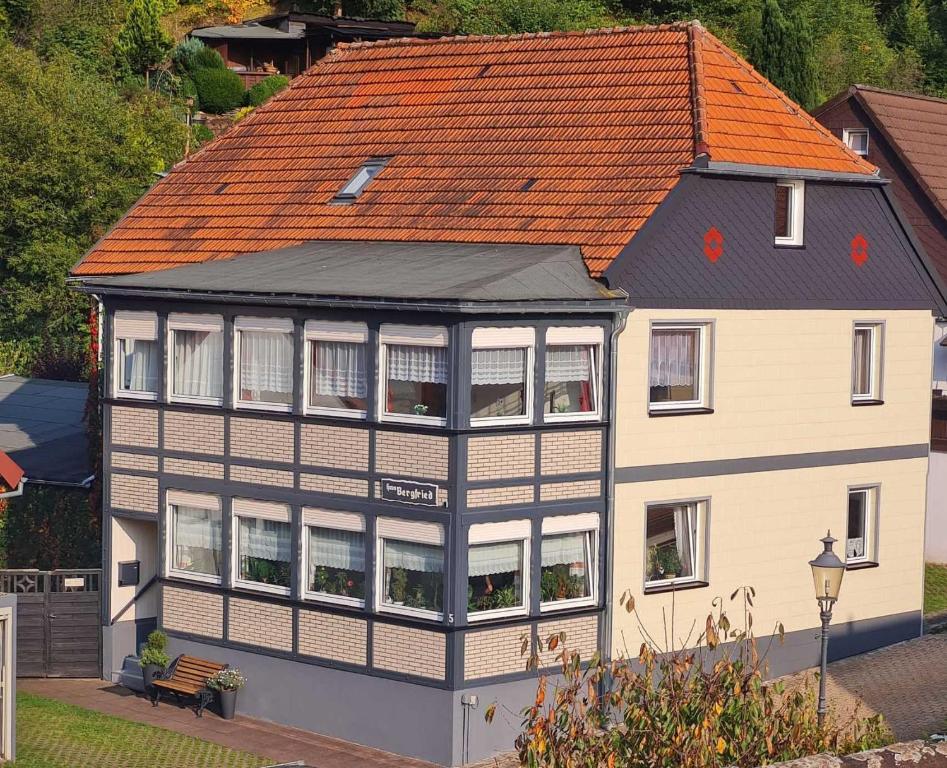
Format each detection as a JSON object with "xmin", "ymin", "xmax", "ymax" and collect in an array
[
  {"xmin": 188, "ymin": 45, "xmax": 226, "ymax": 72},
  {"xmin": 1, "ymin": 486, "xmax": 99, "ymax": 569},
  {"xmin": 192, "ymin": 67, "xmax": 244, "ymax": 113},
  {"xmin": 245, "ymin": 74, "xmax": 289, "ymax": 106},
  {"xmin": 191, "ymin": 123, "xmax": 214, "ymax": 146},
  {"xmin": 138, "ymin": 630, "xmax": 170, "ymax": 669}
]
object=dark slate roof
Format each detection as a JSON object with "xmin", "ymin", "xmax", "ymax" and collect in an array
[
  {"xmin": 191, "ymin": 23, "xmax": 303, "ymax": 40},
  {"xmin": 77, "ymin": 241, "xmax": 625, "ymax": 308},
  {"xmin": 0, "ymin": 376, "xmax": 91, "ymax": 486}
]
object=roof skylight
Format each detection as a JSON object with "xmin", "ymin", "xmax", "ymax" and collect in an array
[{"xmin": 334, "ymin": 156, "xmax": 391, "ymax": 202}]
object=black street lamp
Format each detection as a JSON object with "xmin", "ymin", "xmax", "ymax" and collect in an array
[{"xmin": 809, "ymin": 531, "xmax": 846, "ymax": 728}]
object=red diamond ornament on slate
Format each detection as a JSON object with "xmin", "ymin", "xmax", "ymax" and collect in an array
[
  {"xmin": 704, "ymin": 227, "xmax": 723, "ymax": 262},
  {"xmin": 851, "ymin": 233, "xmax": 868, "ymax": 266}
]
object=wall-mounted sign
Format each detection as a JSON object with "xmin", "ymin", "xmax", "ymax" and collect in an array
[{"xmin": 381, "ymin": 478, "xmax": 439, "ymax": 507}]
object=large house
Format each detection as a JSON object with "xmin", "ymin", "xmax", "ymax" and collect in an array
[
  {"xmin": 71, "ymin": 24, "xmax": 947, "ymax": 766},
  {"xmin": 813, "ymin": 87, "xmax": 947, "ymax": 562}
]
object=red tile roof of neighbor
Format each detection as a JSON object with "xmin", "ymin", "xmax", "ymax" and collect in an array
[
  {"xmin": 72, "ymin": 21, "xmax": 875, "ymax": 279},
  {"xmin": 0, "ymin": 451, "xmax": 23, "ymax": 493}
]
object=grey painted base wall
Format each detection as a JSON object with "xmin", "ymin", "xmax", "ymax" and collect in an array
[{"xmin": 927, "ymin": 451, "xmax": 947, "ymax": 564}]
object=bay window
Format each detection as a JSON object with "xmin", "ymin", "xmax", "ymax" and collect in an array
[
  {"xmin": 470, "ymin": 327, "xmax": 534, "ymax": 424},
  {"xmin": 233, "ymin": 499, "xmax": 292, "ymax": 594},
  {"xmin": 166, "ymin": 491, "xmax": 222, "ymax": 584},
  {"xmin": 114, "ymin": 311, "xmax": 159, "ymax": 399},
  {"xmin": 847, "ymin": 486, "xmax": 879, "ymax": 564},
  {"xmin": 305, "ymin": 321, "xmax": 368, "ymax": 417},
  {"xmin": 235, "ymin": 317, "xmax": 294, "ymax": 410},
  {"xmin": 540, "ymin": 513, "xmax": 598, "ymax": 610},
  {"xmin": 169, "ymin": 313, "xmax": 224, "ymax": 404},
  {"xmin": 649, "ymin": 323, "xmax": 711, "ymax": 412},
  {"xmin": 467, "ymin": 520, "xmax": 530, "ymax": 620},
  {"xmin": 380, "ymin": 325, "xmax": 448, "ymax": 424},
  {"xmin": 645, "ymin": 500, "xmax": 708, "ymax": 589},
  {"xmin": 303, "ymin": 508, "xmax": 365, "ymax": 606},
  {"xmin": 852, "ymin": 322, "xmax": 883, "ymax": 403},
  {"xmin": 376, "ymin": 517, "xmax": 444, "ymax": 619},
  {"xmin": 544, "ymin": 326, "xmax": 603, "ymax": 420}
]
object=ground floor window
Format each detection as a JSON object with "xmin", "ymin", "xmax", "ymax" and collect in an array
[
  {"xmin": 167, "ymin": 491, "xmax": 222, "ymax": 584},
  {"xmin": 377, "ymin": 518, "xmax": 445, "ymax": 618},
  {"xmin": 645, "ymin": 500, "xmax": 707, "ymax": 588},
  {"xmin": 234, "ymin": 500, "xmax": 292, "ymax": 594},
  {"xmin": 540, "ymin": 513, "xmax": 598, "ymax": 609},
  {"xmin": 467, "ymin": 520, "xmax": 530, "ymax": 619},
  {"xmin": 847, "ymin": 486, "xmax": 879, "ymax": 564},
  {"xmin": 304, "ymin": 508, "xmax": 365, "ymax": 606}
]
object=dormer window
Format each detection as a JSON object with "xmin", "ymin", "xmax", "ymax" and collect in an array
[
  {"xmin": 774, "ymin": 180, "xmax": 804, "ymax": 246},
  {"xmin": 843, "ymin": 128, "xmax": 869, "ymax": 156},
  {"xmin": 334, "ymin": 157, "xmax": 391, "ymax": 202}
]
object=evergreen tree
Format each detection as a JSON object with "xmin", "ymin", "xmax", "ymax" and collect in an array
[
  {"xmin": 116, "ymin": 0, "xmax": 171, "ymax": 75},
  {"xmin": 749, "ymin": 0, "xmax": 819, "ymax": 109}
]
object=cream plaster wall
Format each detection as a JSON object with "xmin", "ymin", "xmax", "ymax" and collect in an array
[{"xmin": 109, "ymin": 517, "xmax": 158, "ymax": 622}]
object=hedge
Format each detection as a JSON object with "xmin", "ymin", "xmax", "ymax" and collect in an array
[
  {"xmin": 245, "ymin": 74, "xmax": 289, "ymax": 107},
  {"xmin": 192, "ymin": 67, "xmax": 245, "ymax": 114}
]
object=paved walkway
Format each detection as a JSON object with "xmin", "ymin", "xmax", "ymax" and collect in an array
[{"xmin": 18, "ymin": 678, "xmax": 437, "ymax": 768}]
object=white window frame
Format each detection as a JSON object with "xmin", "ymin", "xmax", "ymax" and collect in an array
[
  {"xmin": 843, "ymin": 128, "xmax": 869, "ymax": 156},
  {"xmin": 543, "ymin": 326, "xmax": 604, "ymax": 423},
  {"xmin": 164, "ymin": 490, "xmax": 223, "ymax": 586},
  {"xmin": 167, "ymin": 313, "xmax": 224, "ymax": 406},
  {"xmin": 375, "ymin": 517, "xmax": 445, "ymax": 622},
  {"xmin": 470, "ymin": 327, "xmax": 535, "ymax": 428},
  {"xmin": 302, "ymin": 508, "xmax": 366, "ymax": 608},
  {"xmin": 303, "ymin": 321, "xmax": 369, "ymax": 420},
  {"xmin": 647, "ymin": 322, "xmax": 712, "ymax": 413},
  {"xmin": 378, "ymin": 324, "xmax": 449, "ymax": 427},
  {"xmin": 467, "ymin": 519, "xmax": 531, "ymax": 622},
  {"xmin": 846, "ymin": 485, "xmax": 879, "ymax": 565},
  {"xmin": 775, "ymin": 180, "xmax": 805, "ymax": 246},
  {"xmin": 852, "ymin": 322, "xmax": 884, "ymax": 403},
  {"xmin": 539, "ymin": 512, "xmax": 599, "ymax": 613},
  {"xmin": 113, "ymin": 310, "xmax": 159, "ymax": 401},
  {"xmin": 643, "ymin": 499, "xmax": 708, "ymax": 590},
  {"xmin": 234, "ymin": 316, "xmax": 295, "ymax": 413},
  {"xmin": 232, "ymin": 498, "xmax": 293, "ymax": 596}
]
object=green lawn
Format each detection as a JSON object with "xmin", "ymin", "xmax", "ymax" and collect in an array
[
  {"xmin": 11, "ymin": 693, "xmax": 268, "ymax": 768},
  {"xmin": 925, "ymin": 563, "xmax": 947, "ymax": 617}
]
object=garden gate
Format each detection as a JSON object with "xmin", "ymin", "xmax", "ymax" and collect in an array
[{"xmin": 0, "ymin": 570, "xmax": 101, "ymax": 677}]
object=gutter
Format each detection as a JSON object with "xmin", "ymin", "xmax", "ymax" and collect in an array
[
  {"xmin": 686, "ymin": 162, "xmax": 886, "ymax": 185},
  {"xmin": 20, "ymin": 475, "xmax": 95, "ymax": 490},
  {"xmin": 0, "ymin": 481, "xmax": 24, "ymax": 500}
]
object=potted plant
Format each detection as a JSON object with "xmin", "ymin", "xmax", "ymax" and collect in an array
[
  {"xmin": 390, "ymin": 567, "xmax": 408, "ymax": 604},
  {"xmin": 656, "ymin": 547, "xmax": 683, "ymax": 580},
  {"xmin": 206, "ymin": 668, "xmax": 246, "ymax": 720},
  {"xmin": 138, "ymin": 630, "xmax": 170, "ymax": 689}
]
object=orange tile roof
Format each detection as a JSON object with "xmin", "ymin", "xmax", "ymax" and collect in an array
[
  {"xmin": 73, "ymin": 22, "xmax": 875, "ymax": 278},
  {"xmin": 0, "ymin": 451, "xmax": 23, "ymax": 493}
]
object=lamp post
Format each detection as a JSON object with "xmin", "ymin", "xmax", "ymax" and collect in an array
[{"xmin": 809, "ymin": 531, "xmax": 846, "ymax": 729}]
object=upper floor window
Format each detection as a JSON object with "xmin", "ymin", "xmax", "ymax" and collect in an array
[
  {"xmin": 305, "ymin": 321, "xmax": 368, "ymax": 419},
  {"xmin": 540, "ymin": 513, "xmax": 598, "ymax": 611},
  {"xmin": 843, "ymin": 128, "xmax": 869, "ymax": 156},
  {"xmin": 166, "ymin": 490, "xmax": 222, "ymax": 584},
  {"xmin": 233, "ymin": 499, "xmax": 292, "ymax": 595},
  {"xmin": 775, "ymin": 180, "xmax": 804, "ymax": 246},
  {"xmin": 169, "ymin": 313, "xmax": 224, "ymax": 405},
  {"xmin": 544, "ymin": 326, "xmax": 603, "ymax": 421},
  {"xmin": 852, "ymin": 322, "xmax": 883, "ymax": 403},
  {"xmin": 847, "ymin": 486, "xmax": 879, "ymax": 565},
  {"xmin": 467, "ymin": 519, "xmax": 530, "ymax": 620},
  {"xmin": 376, "ymin": 517, "xmax": 445, "ymax": 620},
  {"xmin": 470, "ymin": 327, "xmax": 534, "ymax": 426},
  {"xmin": 380, "ymin": 325, "xmax": 448, "ymax": 425},
  {"xmin": 114, "ymin": 311, "xmax": 159, "ymax": 400},
  {"xmin": 649, "ymin": 323, "xmax": 711, "ymax": 413},
  {"xmin": 235, "ymin": 317, "xmax": 294, "ymax": 411},
  {"xmin": 645, "ymin": 499, "xmax": 708, "ymax": 590},
  {"xmin": 303, "ymin": 508, "xmax": 365, "ymax": 607}
]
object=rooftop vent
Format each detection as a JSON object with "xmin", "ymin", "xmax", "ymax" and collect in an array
[{"xmin": 333, "ymin": 156, "xmax": 391, "ymax": 203}]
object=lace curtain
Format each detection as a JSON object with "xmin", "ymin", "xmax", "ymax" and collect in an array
[
  {"xmin": 173, "ymin": 330, "xmax": 223, "ymax": 398},
  {"xmin": 309, "ymin": 528, "xmax": 365, "ymax": 571},
  {"xmin": 468, "ymin": 541, "xmax": 522, "ymax": 576},
  {"xmin": 672, "ymin": 505, "xmax": 697, "ymax": 578},
  {"xmin": 387, "ymin": 345, "xmax": 447, "ymax": 384},
  {"xmin": 311, "ymin": 341, "xmax": 367, "ymax": 398},
  {"xmin": 471, "ymin": 348, "xmax": 526, "ymax": 385},
  {"xmin": 384, "ymin": 540, "xmax": 443, "ymax": 573},
  {"xmin": 240, "ymin": 330, "xmax": 293, "ymax": 395},
  {"xmin": 173, "ymin": 506, "xmax": 221, "ymax": 549},
  {"xmin": 546, "ymin": 345, "xmax": 591, "ymax": 382},
  {"xmin": 541, "ymin": 532, "xmax": 588, "ymax": 567},
  {"xmin": 239, "ymin": 517, "xmax": 291, "ymax": 562},
  {"xmin": 650, "ymin": 329, "xmax": 697, "ymax": 387},
  {"xmin": 122, "ymin": 339, "xmax": 159, "ymax": 392}
]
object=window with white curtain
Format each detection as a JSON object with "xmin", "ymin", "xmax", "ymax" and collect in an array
[
  {"xmin": 234, "ymin": 499, "xmax": 292, "ymax": 593},
  {"xmin": 852, "ymin": 323, "xmax": 883, "ymax": 403},
  {"xmin": 467, "ymin": 520, "xmax": 529, "ymax": 619},
  {"xmin": 167, "ymin": 491, "xmax": 222, "ymax": 583},
  {"xmin": 377, "ymin": 517, "xmax": 444, "ymax": 618},
  {"xmin": 544, "ymin": 326, "xmax": 603, "ymax": 420},
  {"xmin": 114, "ymin": 311, "xmax": 159, "ymax": 399},
  {"xmin": 540, "ymin": 513, "xmax": 598, "ymax": 610},
  {"xmin": 847, "ymin": 486, "xmax": 879, "ymax": 564},
  {"xmin": 380, "ymin": 325, "xmax": 448, "ymax": 424},
  {"xmin": 645, "ymin": 501, "xmax": 707, "ymax": 588},
  {"xmin": 236, "ymin": 317, "xmax": 294, "ymax": 410},
  {"xmin": 169, "ymin": 314, "xmax": 224, "ymax": 404},
  {"xmin": 470, "ymin": 327, "xmax": 533, "ymax": 424},
  {"xmin": 305, "ymin": 321, "xmax": 368, "ymax": 416},
  {"xmin": 649, "ymin": 324, "xmax": 710, "ymax": 411},
  {"xmin": 303, "ymin": 508, "xmax": 365, "ymax": 606}
]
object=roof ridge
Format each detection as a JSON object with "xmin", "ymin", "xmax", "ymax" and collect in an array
[
  {"xmin": 686, "ymin": 20, "xmax": 709, "ymax": 160},
  {"xmin": 701, "ymin": 32, "xmax": 876, "ymax": 175},
  {"xmin": 332, "ymin": 21, "xmax": 693, "ymax": 52},
  {"xmin": 854, "ymin": 83, "xmax": 947, "ymax": 106}
]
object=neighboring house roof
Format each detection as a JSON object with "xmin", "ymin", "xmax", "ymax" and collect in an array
[
  {"xmin": 191, "ymin": 23, "xmax": 304, "ymax": 40},
  {"xmin": 0, "ymin": 451, "xmax": 23, "ymax": 493},
  {"xmin": 77, "ymin": 241, "xmax": 626, "ymax": 309},
  {"xmin": 814, "ymin": 85, "xmax": 947, "ymax": 222},
  {"xmin": 72, "ymin": 22, "xmax": 874, "ymax": 280},
  {"xmin": 0, "ymin": 376, "xmax": 90, "ymax": 486}
]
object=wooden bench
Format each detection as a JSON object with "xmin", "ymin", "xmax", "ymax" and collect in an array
[{"xmin": 150, "ymin": 654, "xmax": 227, "ymax": 717}]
